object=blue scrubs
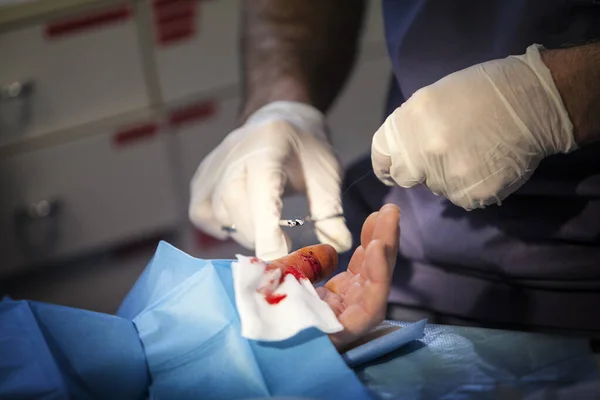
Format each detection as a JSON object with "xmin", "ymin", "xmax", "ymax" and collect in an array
[{"xmin": 344, "ymin": 0, "xmax": 600, "ymax": 332}]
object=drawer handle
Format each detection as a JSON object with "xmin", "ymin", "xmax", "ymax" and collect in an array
[
  {"xmin": 0, "ymin": 80, "xmax": 35, "ymax": 143},
  {"xmin": 0, "ymin": 80, "xmax": 34, "ymax": 101},
  {"xmin": 14, "ymin": 199, "xmax": 63, "ymax": 258}
]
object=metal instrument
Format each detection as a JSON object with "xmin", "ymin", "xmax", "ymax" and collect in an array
[{"xmin": 221, "ymin": 213, "xmax": 344, "ymax": 233}]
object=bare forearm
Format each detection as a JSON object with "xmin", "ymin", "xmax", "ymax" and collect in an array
[
  {"xmin": 541, "ymin": 42, "xmax": 600, "ymax": 145},
  {"xmin": 239, "ymin": 0, "xmax": 366, "ymax": 123}
]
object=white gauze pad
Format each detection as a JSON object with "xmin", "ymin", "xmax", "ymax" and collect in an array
[{"xmin": 232, "ymin": 255, "xmax": 343, "ymax": 341}]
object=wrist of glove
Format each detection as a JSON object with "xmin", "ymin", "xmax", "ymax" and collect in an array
[
  {"xmin": 245, "ymin": 101, "xmax": 329, "ymax": 142},
  {"xmin": 189, "ymin": 101, "xmax": 352, "ymax": 260},
  {"xmin": 372, "ymin": 44, "xmax": 576, "ymax": 210}
]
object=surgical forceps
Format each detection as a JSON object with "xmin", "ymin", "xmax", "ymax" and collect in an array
[{"xmin": 221, "ymin": 213, "xmax": 344, "ymax": 233}]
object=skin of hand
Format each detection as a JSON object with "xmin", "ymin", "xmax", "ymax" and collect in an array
[
  {"xmin": 317, "ymin": 203, "xmax": 401, "ymax": 352},
  {"xmin": 540, "ymin": 42, "xmax": 600, "ymax": 145},
  {"xmin": 240, "ymin": 0, "xmax": 366, "ymax": 121},
  {"xmin": 258, "ymin": 203, "xmax": 398, "ymax": 352}
]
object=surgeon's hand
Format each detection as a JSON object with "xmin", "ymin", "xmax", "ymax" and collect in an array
[
  {"xmin": 318, "ymin": 203, "xmax": 400, "ymax": 352},
  {"xmin": 372, "ymin": 44, "xmax": 577, "ymax": 210},
  {"xmin": 189, "ymin": 101, "xmax": 352, "ymax": 261}
]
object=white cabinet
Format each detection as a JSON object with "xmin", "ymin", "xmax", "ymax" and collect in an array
[
  {"xmin": 150, "ymin": 0, "xmax": 241, "ymax": 103},
  {"xmin": 168, "ymin": 93, "xmax": 239, "ymax": 192},
  {"xmin": 0, "ymin": 110, "xmax": 180, "ymax": 276},
  {"xmin": 0, "ymin": 1, "xmax": 150, "ymax": 145}
]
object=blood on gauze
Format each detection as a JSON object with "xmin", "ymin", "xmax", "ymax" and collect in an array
[
  {"xmin": 255, "ymin": 264, "xmax": 287, "ymax": 305},
  {"xmin": 255, "ymin": 264, "xmax": 307, "ymax": 306},
  {"xmin": 250, "ymin": 257, "xmax": 260, "ymax": 264},
  {"xmin": 281, "ymin": 266, "xmax": 307, "ymax": 283},
  {"xmin": 264, "ymin": 293, "xmax": 287, "ymax": 305},
  {"xmin": 261, "ymin": 266, "xmax": 308, "ymax": 306},
  {"xmin": 233, "ymin": 254, "xmax": 344, "ymax": 340}
]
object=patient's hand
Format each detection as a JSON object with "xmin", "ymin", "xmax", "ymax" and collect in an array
[
  {"xmin": 267, "ymin": 204, "xmax": 400, "ymax": 351},
  {"xmin": 318, "ymin": 204, "xmax": 400, "ymax": 351}
]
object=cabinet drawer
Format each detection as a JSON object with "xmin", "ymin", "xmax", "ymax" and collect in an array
[
  {"xmin": 0, "ymin": 114, "xmax": 180, "ymax": 275},
  {"xmin": 0, "ymin": 1, "xmax": 150, "ymax": 145},
  {"xmin": 150, "ymin": 0, "xmax": 240, "ymax": 103},
  {"xmin": 150, "ymin": 0, "xmax": 384, "ymax": 105},
  {"xmin": 167, "ymin": 94, "xmax": 238, "ymax": 194}
]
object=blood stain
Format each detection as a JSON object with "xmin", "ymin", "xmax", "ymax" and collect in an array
[
  {"xmin": 299, "ymin": 251, "xmax": 322, "ymax": 280},
  {"xmin": 265, "ymin": 293, "xmax": 287, "ymax": 305},
  {"xmin": 258, "ymin": 264, "xmax": 309, "ymax": 306},
  {"xmin": 281, "ymin": 266, "xmax": 307, "ymax": 283}
]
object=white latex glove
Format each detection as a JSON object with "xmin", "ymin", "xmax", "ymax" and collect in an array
[
  {"xmin": 189, "ymin": 101, "xmax": 352, "ymax": 260},
  {"xmin": 372, "ymin": 44, "xmax": 577, "ymax": 210}
]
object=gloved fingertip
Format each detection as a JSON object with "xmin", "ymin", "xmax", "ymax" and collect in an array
[
  {"xmin": 371, "ymin": 127, "xmax": 391, "ymax": 156},
  {"xmin": 256, "ymin": 229, "xmax": 290, "ymax": 261},
  {"xmin": 397, "ymin": 181, "xmax": 421, "ymax": 189},
  {"xmin": 371, "ymin": 143, "xmax": 399, "ymax": 187},
  {"xmin": 314, "ymin": 219, "xmax": 353, "ymax": 254},
  {"xmin": 378, "ymin": 174, "xmax": 398, "ymax": 187},
  {"xmin": 371, "ymin": 146, "xmax": 392, "ymax": 171}
]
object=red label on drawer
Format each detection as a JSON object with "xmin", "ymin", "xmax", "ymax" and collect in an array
[
  {"xmin": 157, "ymin": 20, "xmax": 196, "ymax": 45},
  {"xmin": 45, "ymin": 6, "xmax": 133, "ymax": 39},
  {"xmin": 113, "ymin": 123, "xmax": 158, "ymax": 147},
  {"xmin": 153, "ymin": 0, "xmax": 196, "ymax": 24},
  {"xmin": 153, "ymin": 0, "xmax": 197, "ymax": 46},
  {"xmin": 168, "ymin": 100, "xmax": 217, "ymax": 128}
]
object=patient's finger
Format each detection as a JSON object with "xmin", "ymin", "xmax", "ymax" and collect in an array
[
  {"xmin": 316, "ymin": 287, "xmax": 344, "ymax": 316},
  {"xmin": 269, "ymin": 244, "xmax": 338, "ymax": 284},
  {"xmin": 359, "ymin": 204, "xmax": 399, "ymax": 252},
  {"xmin": 346, "ymin": 210, "xmax": 379, "ymax": 276},
  {"xmin": 370, "ymin": 204, "xmax": 400, "ymax": 275},
  {"xmin": 336, "ymin": 240, "xmax": 389, "ymax": 342},
  {"xmin": 327, "ymin": 247, "xmax": 364, "ymax": 294},
  {"xmin": 347, "ymin": 243, "xmax": 366, "ymax": 275},
  {"xmin": 360, "ymin": 211, "xmax": 379, "ymax": 248},
  {"xmin": 358, "ymin": 239, "xmax": 390, "ymax": 324}
]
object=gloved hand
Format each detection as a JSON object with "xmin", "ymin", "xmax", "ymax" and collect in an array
[
  {"xmin": 189, "ymin": 101, "xmax": 352, "ymax": 260},
  {"xmin": 371, "ymin": 44, "xmax": 577, "ymax": 210}
]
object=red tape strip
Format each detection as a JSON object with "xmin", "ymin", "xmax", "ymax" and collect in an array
[
  {"xmin": 113, "ymin": 123, "xmax": 158, "ymax": 147},
  {"xmin": 153, "ymin": 0, "xmax": 197, "ymax": 45},
  {"xmin": 46, "ymin": 6, "xmax": 132, "ymax": 38}
]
